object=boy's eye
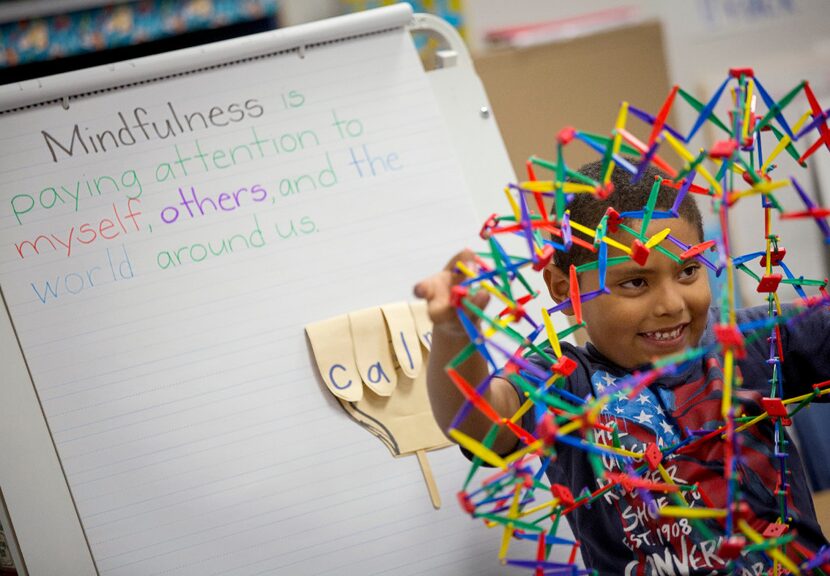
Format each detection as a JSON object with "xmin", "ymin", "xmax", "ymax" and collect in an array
[
  {"xmin": 679, "ymin": 263, "xmax": 701, "ymax": 280},
  {"xmin": 619, "ymin": 278, "xmax": 647, "ymax": 289}
]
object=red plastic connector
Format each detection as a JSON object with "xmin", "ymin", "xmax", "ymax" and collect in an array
[
  {"xmin": 756, "ymin": 273, "xmax": 783, "ymax": 293},
  {"xmin": 594, "ymin": 182, "xmax": 615, "ymax": 200},
  {"xmin": 557, "ymin": 126, "xmax": 577, "ymax": 145},
  {"xmin": 718, "ymin": 536, "xmax": 746, "ymax": 560},
  {"xmin": 507, "ymin": 303, "xmax": 526, "ymax": 322},
  {"xmin": 680, "ymin": 240, "xmax": 716, "ymax": 260},
  {"xmin": 551, "ymin": 483, "xmax": 575, "ymax": 507},
  {"xmin": 644, "ymin": 443, "xmax": 663, "ymax": 471},
  {"xmin": 450, "ymin": 285, "xmax": 468, "ymax": 307},
  {"xmin": 742, "ymin": 170, "xmax": 760, "ymax": 186},
  {"xmin": 759, "ymin": 248, "xmax": 786, "ymax": 266},
  {"xmin": 761, "ymin": 397, "xmax": 791, "ymax": 426},
  {"xmin": 762, "ymin": 523, "xmax": 789, "ymax": 538},
  {"xmin": 457, "ymin": 491, "xmax": 475, "ymax": 514},
  {"xmin": 536, "ymin": 412, "xmax": 559, "ymax": 446},
  {"xmin": 533, "ymin": 244, "xmax": 555, "ymax": 271},
  {"xmin": 714, "ymin": 324, "xmax": 747, "ymax": 359},
  {"xmin": 552, "ymin": 355, "xmax": 577, "ymax": 377},
  {"xmin": 709, "ymin": 139, "xmax": 739, "ymax": 159},
  {"xmin": 631, "ymin": 239, "xmax": 650, "ymax": 266},
  {"xmin": 479, "ymin": 213, "xmax": 498, "ymax": 239},
  {"xmin": 731, "ymin": 501, "xmax": 751, "ymax": 521},
  {"xmin": 729, "ymin": 67, "xmax": 754, "ymax": 78},
  {"xmin": 605, "ymin": 207, "xmax": 622, "ymax": 234}
]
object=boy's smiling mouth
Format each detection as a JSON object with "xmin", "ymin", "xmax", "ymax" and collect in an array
[{"xmin": 639, "ymin": 323, "xmax": 688, "ymax": 345}]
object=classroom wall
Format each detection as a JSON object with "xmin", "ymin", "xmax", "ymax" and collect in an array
[
  {"xmin": 281, "ymin": 1, "xmax": 830, "ymax": 132},
  {"xmin": 472, "ymin": 21, "xmax": 674, "ymax": 182}
]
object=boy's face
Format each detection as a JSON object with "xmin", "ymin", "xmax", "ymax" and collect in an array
[{"xmin": 549, "ymin": 217, "xmax": 711, "ymax": 370}]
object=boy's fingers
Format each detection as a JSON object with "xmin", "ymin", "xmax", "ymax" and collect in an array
[
  {"xmin": 427, "ymin": 300, "xmax": 457, "ymax": 325},
  {"xmin": 413, "ymin": 271, "xmax": 449, "ymax": 300},
  {"xmin": 444, "ymin": 248, "xmax": 476, "ymax": 274},
  {"xmin": 413, "ymin": 249, "xmax": 482, "ymax": 325},
  {"xmin": 415, "ymin": 275, "xmax": 452, "ymax": 321},
  {"xmin": 413, "ymin": 272, "xmax": 463, "ymax": 325},
  {"xmin": 413, "ymin": 280, "xmax": 430, "ymax": 300},
  {"xmin": 469, "ymin": 289, "xmax": 490, "ymax": 310}
]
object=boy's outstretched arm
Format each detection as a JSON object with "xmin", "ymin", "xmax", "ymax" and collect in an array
[{"xmin": 414, "ymin": 250, "xmax": 521, "ymax": 456}]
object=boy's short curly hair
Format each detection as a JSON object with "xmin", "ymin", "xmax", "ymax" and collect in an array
[{"xmin": 552, "ymin": 159, "xmax": 704, "ymax": 272}]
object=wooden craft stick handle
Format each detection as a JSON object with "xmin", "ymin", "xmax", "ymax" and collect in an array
[{"xmin": 415, "ymin": 449, "xmax": 441, "ymax": 509}]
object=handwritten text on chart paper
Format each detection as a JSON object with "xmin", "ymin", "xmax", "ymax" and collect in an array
[{"xmin": 7, "ymin": 90, "xmax": 406, "ymax": 304}]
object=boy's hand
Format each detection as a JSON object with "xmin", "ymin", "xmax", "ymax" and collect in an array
[
  {"xmin": 415, "ymin": 250, "xmax": 520, "ymax": 455},
  {"xmin": 413, "ymin": 249, "xmax": 490, "ymax": 329}
]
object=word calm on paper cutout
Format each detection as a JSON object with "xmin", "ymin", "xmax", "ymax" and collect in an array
[{"xmin": 306, "ymin": 300, "xmax": 450, "ymax": 508}]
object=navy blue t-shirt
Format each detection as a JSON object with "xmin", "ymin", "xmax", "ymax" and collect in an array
[{"xmin": 501, "ymin": 306, "xmax": 830, "ymax": 575}]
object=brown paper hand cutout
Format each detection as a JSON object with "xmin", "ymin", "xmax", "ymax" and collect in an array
[{"xmin": 306, "ymin": 300, "xmax": 449, "ymax": 508}]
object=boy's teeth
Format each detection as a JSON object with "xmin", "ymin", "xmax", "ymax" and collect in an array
[{"xmin": 644, "ymin": 327, "xmax": 682, "ymax": 340}]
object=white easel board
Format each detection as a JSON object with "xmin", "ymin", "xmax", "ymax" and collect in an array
[{"xmin": 0, "ymin": 5, "xmax": 519, "ymax": 575}]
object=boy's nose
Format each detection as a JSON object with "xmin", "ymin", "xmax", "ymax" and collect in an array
[{"xmin": 652, "ymin": 283, "xmax": 686, "ymax": 317}]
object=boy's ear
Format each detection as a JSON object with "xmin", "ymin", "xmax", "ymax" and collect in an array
[{"xmin": 543, "ymin": 264, "xmax": 575, "ymax": 316}]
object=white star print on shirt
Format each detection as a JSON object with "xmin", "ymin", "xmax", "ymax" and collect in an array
[
  {"xmin": 596, "ymin": 374, "xmax": 616, "ymax": 394},
  {"xmin": 635, "ymin": 410, "xmax": 654, "ymax": 424},
  {"xmin": 590, "ymin": 370, "xmax": 680, "ymax": 447}
]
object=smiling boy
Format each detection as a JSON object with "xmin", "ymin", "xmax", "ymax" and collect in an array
[{"xmin": 415, "ymin": 160, "xmax": 830, "ymax": 574}]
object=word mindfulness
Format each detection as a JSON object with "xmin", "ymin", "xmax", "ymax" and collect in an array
[{"xmin": 41, "ymin": 99, "xmax": 265, "ymax": 163}]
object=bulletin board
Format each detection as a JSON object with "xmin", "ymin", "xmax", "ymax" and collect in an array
[{"xmin": 0, "ymin": 5, "xmax": 519, "ymax": 575}]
